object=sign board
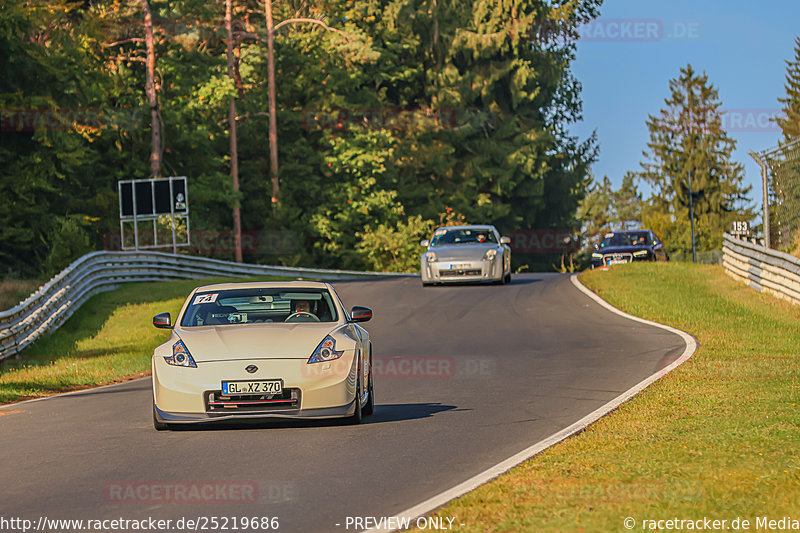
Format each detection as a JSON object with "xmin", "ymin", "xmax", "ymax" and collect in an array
[
  {"xmin": 729, "ymin": 221, "xmax": 750, "ymax": 237},
  {"xmin": 118, "ymin": 177, "xmax": 190, "ymax": 252},
  {"xmin": 120, "ymin": 178, "xmax": 188, "ymax": 217}
]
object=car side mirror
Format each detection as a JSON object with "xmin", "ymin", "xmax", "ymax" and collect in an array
[
  {"xmin": 500, "ymin": 236, "xmax": 511, "ymax": 245},
  {"xmin": 350, "ymin": 306, "xmax": 372, "ymax": 323},
  {"xmin": 593, "ymin": 243, "xmax": 600, "ymax": 251},
  {"xmin": 153, "ymin": 312, "xmax": 172, "ymax": 329},
  {"xmin": 420, "ymin": 239, "xmax": 430, "ymax": 247}
]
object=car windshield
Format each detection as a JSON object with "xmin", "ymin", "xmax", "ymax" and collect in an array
[
  {"xmin": 180, "ymin": 288, "xmax": 338, "ymax": 326},
  {"xmin": 599, "ymin": 231, "xmax": 650, "ymax": 249},
  {"xmin": 430, "ymin": 228, "xmax": 497, "ymax": 246}
]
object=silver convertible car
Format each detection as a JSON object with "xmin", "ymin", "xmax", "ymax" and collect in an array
[
  {"xmin": 151, "ymin": 281, "xmax": 373, "ymax": 430},
  {"xmin": 420, "ymin": 225, "xmax": 512, "ymax": 286}
]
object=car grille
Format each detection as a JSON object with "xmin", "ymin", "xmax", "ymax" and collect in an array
[
  {"xmin": 205, "ymin": 388, "xmax": 300, "ymax": 413},
  {"xmin": 440, "ymin": 268, "xmax": 482, "ymax": 277}
]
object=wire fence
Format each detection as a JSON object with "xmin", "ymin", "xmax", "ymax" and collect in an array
[
  {"xmin": 670, "ymin": 250, "xmax": 722, "ymax": 265},
  {"xmin": 757, "ymin": 139, "xmax": 800, "ymax": 256}
]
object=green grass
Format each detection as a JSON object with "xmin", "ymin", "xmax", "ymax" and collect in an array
[
  {"xmin": 412, "ymin": 262, "xmax": 800, "ymax": 532},
  {"xmin": 0, "ymin": 276, "xmax": 290, "ymax": 404}
]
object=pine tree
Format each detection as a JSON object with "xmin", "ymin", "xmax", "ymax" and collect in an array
[
  {"xmin": 773, "ymin": 37, "xmax": 800, "ymax": 254},
  {"xmin": 576, "ymin": 175, "xmax": 614, "ymax": 240},
  {"xmin": 635, "ymin": 64, "xmax": 752, "ymax": 254},
  {"xmin": 777, "ymin": 37, "xmax": 800, "ymax": 139},
  {"xmin": 612, "ymin": 172, "xmax": 643, "ymax": 228}
]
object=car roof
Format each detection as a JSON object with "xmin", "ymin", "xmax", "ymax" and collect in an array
[
  {"xmin": 435, "ymin": 225, "xmax": 497, "ymax": 231},
  {"xmin": 192, "ymin": 280, "xmax": 332, "ymax": 293},
  {"xmin": 607, "ymin": 230, "xmax": 650, "ymax": 235}
]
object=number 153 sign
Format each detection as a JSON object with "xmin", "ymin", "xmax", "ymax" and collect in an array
[{"xmin": 730, "ymin": 221, "xmax": 750, "ymax": 236}]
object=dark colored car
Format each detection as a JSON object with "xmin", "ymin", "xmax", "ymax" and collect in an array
[{"xmin": 590, "ymin": 230, "xmax": 669, "ymax": 268}]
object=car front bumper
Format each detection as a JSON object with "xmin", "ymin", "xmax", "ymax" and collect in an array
[
  {"xmin": 421, "ymin": 257, "xmax": 504, "ymax": 283},
  {"xmin": 152, "ymin": 351, "xmax": 358, "ymax": 423},
  {"xmin": 591, "ymin": 252, "xmax": 653, "ymax": 267}
]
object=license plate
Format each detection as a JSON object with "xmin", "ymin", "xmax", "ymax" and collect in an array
[
  {"xmin": 221, "ymin": 380, "xmax": 283, "ymax": 395},
  {"xmin": 607, "ymin": 259, "xmax": 628, "ymax": 265},
  {"xmin": 448, "ymin": 263, "xmax": 470, "ymax": 270}
]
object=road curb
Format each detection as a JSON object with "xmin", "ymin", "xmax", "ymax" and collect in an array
[{"xmin": 362, "ymin": 273, "xmax": 698, "ymax": 533}]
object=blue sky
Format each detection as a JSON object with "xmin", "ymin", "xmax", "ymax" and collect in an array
[{"xmin": 569, "ymin": 0, "xmax": 799, "ymax": 215}]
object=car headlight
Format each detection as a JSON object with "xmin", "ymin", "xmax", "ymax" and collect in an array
[
  {"xmin": 425, "ymin": 251, "xmax": 437, "ymax": 262},
  {"xmin": 591, "ymin": 252, "xmax": 603, "ymax": 259},
  {"xmin": 164, "ymin": 339, "xmax": 197, "ymax": 367},
  {"xmin": 633, "ymin": 250, "xmax": 648, "ymax": 257},
  {"xmin": 483, "ymin": 249, "xmax": 497, "ymax": 261},
  {"xmin": 308, "ymin": 335, "xmax": 344, "ymax": 364}
]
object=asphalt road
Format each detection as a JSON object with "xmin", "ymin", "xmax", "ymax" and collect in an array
[{"xmin": 0, "ymin": 274, "xmax": 686, "ymax": 532}]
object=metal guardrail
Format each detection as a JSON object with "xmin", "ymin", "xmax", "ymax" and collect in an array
[
  {"xmin": 0, "ymin": 251, "xmax": 416, "ymax": 360},
  {"xmin": 722, "ymin": 233, "xmax": 800, "ymax": 306}
]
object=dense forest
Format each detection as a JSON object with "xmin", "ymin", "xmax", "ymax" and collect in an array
[{"xmin": 1, "ymin": 0, "xmax": 603, "ymax": 277}]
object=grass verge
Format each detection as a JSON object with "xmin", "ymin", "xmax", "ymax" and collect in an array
[
  {"xmin": 0, "ymin": 276, "xmax": 290, "ymax": 404},
  {"xmin": 412, "ymin": 262, "xmax": 799, "ymax": 532}
]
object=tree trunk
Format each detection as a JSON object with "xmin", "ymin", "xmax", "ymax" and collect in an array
[
  {"xmin": 141, "ymin": 0, "xmax": 162, "ymax": 178},
  {"xmin": 264, "ymin": 0, "xmax": 279, "ymax": 207},
  {"xmin": 226, "ymin": 0, "xmax": 243, "ymax": 262}
]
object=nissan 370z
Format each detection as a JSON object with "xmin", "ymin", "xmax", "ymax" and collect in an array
[{"xmin": 151, "ymin": 281, "xmax": 373, "ymax": 430}]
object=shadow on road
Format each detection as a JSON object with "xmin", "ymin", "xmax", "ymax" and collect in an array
[
  {"xmin": 363, "ymin": 402, "xmax": 463, "ymax": 423},
  {"xmin": 165, "ymin": 402, "xmax": 462, "ymax": 432}
]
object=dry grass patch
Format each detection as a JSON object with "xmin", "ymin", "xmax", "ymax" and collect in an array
[{"xmin": 0, "ymin": 278, "xmax": 42, "ymax": 311}]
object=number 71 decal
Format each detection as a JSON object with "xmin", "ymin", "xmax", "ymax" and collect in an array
[{"xmin": 193, "ymin": 293, "xmax": 218, "ymax": 305}]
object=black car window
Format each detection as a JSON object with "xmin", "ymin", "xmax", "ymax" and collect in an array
[
  {"xmin": 430, "ymin": 228, "xmax": 498, "ymax": 246},
  {"xmin": 599, "ymin": 231, "xmax": 650, "ymax": 248},
  {"xmin": 180, "ymin": 288, "xmax": 338, "ymax": 326}
]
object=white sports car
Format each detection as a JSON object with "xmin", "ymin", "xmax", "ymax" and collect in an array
[{"xmin": 151, "ymin": 281, "xmax": 373, "ymax": 430}]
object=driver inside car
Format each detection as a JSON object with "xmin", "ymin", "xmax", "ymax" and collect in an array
[
  {"xmin": 284, "ymin": 299, "xmax": 319, "ymax": 322},
  {"xmin": 294, "ymin": 300, "xmax": 312, "ymax": 314}
]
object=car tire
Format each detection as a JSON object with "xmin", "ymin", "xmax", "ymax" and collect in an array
[
  {"xmin": 422, "ymin": 282, "xmax": 432, "ymax": 287},
  {"xmin": 504, "ymin": 272, "xmax": 511, "ymax": 284},
  {"xmin": 153, "ymin": 404, "xmax": 169, "ymax": 431}
]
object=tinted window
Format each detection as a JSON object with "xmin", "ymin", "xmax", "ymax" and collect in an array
[
  {"xmin": 430, "ymin": 228, "xmax": 498, "ymax": 246},
  {"xmin": 180, "ymin": 288, "xmax": 338, "ymax": 326},
  {"xmin": 599, "ymin": 232, "xmax": 650, "ymax": 248}
]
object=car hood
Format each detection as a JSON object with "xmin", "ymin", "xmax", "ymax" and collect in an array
[
  {"xmin": 175, "ymin": 323, "xmax": 341, "ymax": 361},
  {"xmin": 597, "ymin": 245, "xmax": 652, "ymax": 254},
  {"xmin": 428, "ymin": 243, "xmax": 499, "ymax": 260}
]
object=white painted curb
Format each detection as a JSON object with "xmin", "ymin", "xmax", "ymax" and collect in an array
[{"xmin": 362, "ymin": 273, "xmax": 698, "ymax": 533}]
